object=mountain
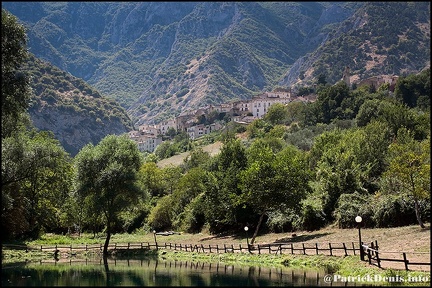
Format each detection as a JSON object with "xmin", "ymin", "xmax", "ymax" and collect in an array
[
  {"xmin": 22, "ymin": 53, "xmax": 133, "ymax": 156},
  {"xmin": 3, "ymin": 2, "xmax": 430, "ymax": 126}
]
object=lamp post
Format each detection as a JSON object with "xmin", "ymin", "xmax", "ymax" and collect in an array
[
  {"xmin": 244, "ymin": 226, "xmax": 250, "ymax": 253},
  {"xmin": 355, "ymin": 216, "xmax": 364, "ymax": 261},
  {"xmin": 153, "ymin": 230, "xmax": 158, "ymax": 250}
]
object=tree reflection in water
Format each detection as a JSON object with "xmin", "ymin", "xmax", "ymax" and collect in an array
[{"xmin": 2, "ymin": 257, "xmax": 355, "ymax": 286}]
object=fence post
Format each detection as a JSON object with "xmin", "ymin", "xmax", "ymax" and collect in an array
[
  {"xmin": 376, "ymin": 249, "xmax": 381, "ymax": 268},
  {"xmin": 315, "ymin": 243, "xmax": 319, "ymax": 255},
  {"xmin": 258, "ymin": 244, "xmax": 261, "ymax": 254},
  {"xmin": 367, "ymin": 248, "xmax": 372, "ymax": 264},
  {"xmin": 343, "ymin": 243, "xmax": 347, "ymax": 256},
  {"xmin": 403, "ymin": 253, "xmax": 409, "ymax": 271},
  {"xmin": 302, "ymin": 243, "xmax": 306, "ymax": 255},
  {"xmin": 290, "ymin": 243, "xmax": 294, "ymax": 254},
  {"xmin": 329, "ymin": 243, "xmax": 332, "ymax": 256},
  {"xmin": 352, "ymin": 242, "xmax": 356, "ymax": 255}
]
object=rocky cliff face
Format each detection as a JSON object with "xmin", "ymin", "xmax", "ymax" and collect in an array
[{"xmin": 30, "ymin": 106, "xmax": 129, "ymax": 156}]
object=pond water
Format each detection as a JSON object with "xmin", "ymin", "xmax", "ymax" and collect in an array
[
  {"xmin": 1, "ymin": 257, "xmax": 364, "ymax": 286},
  {"xmin": 1, "ymin": 257, "xmax": 400, "ymax": 287}
]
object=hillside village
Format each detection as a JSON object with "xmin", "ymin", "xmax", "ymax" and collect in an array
[
  {"xmin": 129, "ymin": 89, "xmax": 315, "ymax": 153},
  {"xmin": 128, "ymin": 71, "xmax": 399, "ymax": 153}
]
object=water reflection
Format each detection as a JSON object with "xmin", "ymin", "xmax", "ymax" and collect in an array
[{"xmin": 2, "ymin": 257, "xmax": 356, "ymax": 286}]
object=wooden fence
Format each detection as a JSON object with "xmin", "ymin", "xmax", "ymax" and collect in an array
[
  {"xmin": 17, "ymin": 241, "xmax": 360, "ymax": 256},
  {"xmin": 3, "ymin": 240, "xmax": 429, "ymax": 271},
  {"xmin": 3, "ymin": 241, "xmax": 359, "ymax": 256},
  {"xmin": 361, "ymin": 241, "xmax": 430, "ymax": 271}
]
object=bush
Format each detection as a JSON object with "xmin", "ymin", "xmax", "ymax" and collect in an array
[
  {"xmin": 147, "ymin": 196, "xmax": 173, "ymax": 231},
  {"xmin": 372, "ymin": 194, "xmax": 430, "ymax": 228},
  {"xmin": 266, "ymin": 210, "xmax": 295, "ymax": 233},
  {"xmin": 172, "ymin": 195, "xmax": 205, "ymax": 233},
  {"xmin": 300, "ymin": 203, "xmax": 326, "ymax": 231},
  {"xmin": 333, "ymin": 192, "xmax": 375, "ymax": 228}
]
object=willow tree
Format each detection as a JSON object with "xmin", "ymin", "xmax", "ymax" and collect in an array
[{"xmin": 74, "ymin": 134, "xmax": 143, "ymax": 255}]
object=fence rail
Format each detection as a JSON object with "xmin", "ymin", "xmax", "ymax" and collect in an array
[{"xmin": 3, "ymin": 239, "xmax": 429, "ymax": 271}]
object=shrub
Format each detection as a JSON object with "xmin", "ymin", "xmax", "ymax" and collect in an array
[
  {"xmin": 333, "ymin": 192, "xmax": 375, "ymax": 228},
  {"xmin": 147, "ymin": 196, "xmax": 173, "ymax": 231},
  {"xmin": 372, "ymin": 194, "xmax": 430, "ymax": 228},
  {"xmin": 172, "ymin": 195, "xmax": 205, "ymax": 233}
]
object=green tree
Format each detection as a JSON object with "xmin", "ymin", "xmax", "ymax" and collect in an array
[
  {"xmin": 170, "ymin": 167, "xmax": 208, "ymax": 231},
  {"xmin": 313, "ymin": 81, "xmax": 352, "ymax": 124},
  {"xmin": 240, "ymin": 142, "xmax": 311, "ymax": 244},
  {"xmin": 1, "ymin": 129, "xmax": 73, "ymax": 239},
  {"xmin": 285, "ymin": 101, "xmax": 307, "ymax": 125},
  {"xmin": 161, "ymin": 165, "xmax": 183, "ymax": 195},
  {"xmin": 314, "ymin": 129, "xmax": 371, "ymax": 222},
  {"xmin": 380, "ymin": 130, "xmax": 430, "ymax": 228},
  {"xmin": 246, "ymin": 119, "xmax": 265, "ymax": 139},
  {"xmin": 1, "ymin": 9, "xmax": 31, "ymax": 138},
  {"xmin": 183, "ymin": 147, "xmax": 211, "ymax": 170},
  {"xmin": 204, "ymin": 138, "xmax": 248, "ymax": 233},
  {"xmin": 394, "ymin": 68, "xmax": 430, "ymax": 110},
  {"xmin": 263, "ymin": 103, "xmax": 288, "ymax": 125},
  {"xmin": 138, "ymin": 162, "xmax": 165, "ymax": 197},
  {"xmin": 74, "ymin": 135, "xmax": 143, "ymax": 255},
  {"xmin": 147, "ymin": 194, "xmax": 172, "ymax": 231}
]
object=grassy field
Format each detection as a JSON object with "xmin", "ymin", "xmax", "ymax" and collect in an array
[{"xmin": 157, "ymin": 141, "xmax": 223, "ymax": 168}]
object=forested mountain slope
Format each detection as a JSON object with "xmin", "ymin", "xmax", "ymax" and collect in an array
[{"xmin": 23, "ymin": 53, "xmax": 133, "ymax": 156}]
